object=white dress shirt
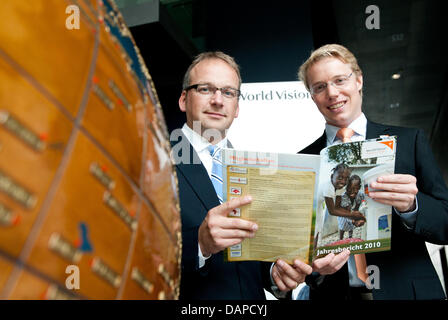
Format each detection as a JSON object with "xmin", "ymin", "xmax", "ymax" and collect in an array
[{"xmin": 181, "ymin": 123, "xmax": 228, "ymax": 178}]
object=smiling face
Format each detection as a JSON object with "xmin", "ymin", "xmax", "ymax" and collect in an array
[
  {"xmin": 307, "ymin": 57, "xmax": 363, "ymax": 128},
  {"xmin": 331, "ymin": 168, "xmax": 350, "ymax": 190},
  {"xmin": 179, "ymin": 58, "xmax": 240, "ymax": 142},
  {"xmin": 347, "ymin": 179, "xmax": 361, "ymax": 200}
]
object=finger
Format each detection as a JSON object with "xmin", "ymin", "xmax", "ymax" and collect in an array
[
  {"xmin": 376, "ymin": 174, "xmax": 416, "ymax": 184},
  {"xmin": 217, "ymin": 216, "xmax": 258, "ymax": 232},
  {"xmin": 372, "ymin": 197, "xmax": 405, "ymax": 206},
  {"xmin": 199, "ymin": 229, "xmax": 245, "ymax": 255},
  {"xmin": 312, "ymin": 252, "xmax": 335, "ymax": 271},
  {"xmin": 331, "ymin": 249, "xmax": 351, "ymax": 271},
  {"xmin": 215, "ymin": 238, "xmax": 246, "ymax": 251},
  {"xmin": 370, "ymin": 182, "xmax": 418, "ymax": 195},
  {"xmin": 217, "ymin": 196, "xmax": 253, "ymax": 217},
  {"xmin": 293, "ymin": 259, "xmax": 313, "ymax": 275},
  {"xmin": 213, "ymin": 227, "xmax": 256, "ymax": 239},
  {"xmin": 313, "ymin": 249, "xmax": 350, "ymax": 274},
  {"xmin": 368, "ymin": 191, "xmax": 415, "ymax": 206},
  {"xmin": 273, "ymin": 262, "xmax": 299, "ymax": 290},
  {"xmin": 276, "ymin": 260, "xmax": 304, "ymax": 282},
  {"xmin": 271, "ymin": 268, "xmax": 288, "ymax": 291}
]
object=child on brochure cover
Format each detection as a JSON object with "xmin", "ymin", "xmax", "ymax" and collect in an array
[{"xmin": 338, "ymin": 174, "xmax": 366, "ymax": 240}]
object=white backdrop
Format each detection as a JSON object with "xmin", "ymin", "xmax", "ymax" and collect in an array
[{"xmin": 227, "ymin": 81, "xmax": 325, "ymax": 154}]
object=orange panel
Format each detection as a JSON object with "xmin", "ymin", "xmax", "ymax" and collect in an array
[
  {"xmin": 82, "ymin": 45, "xmax": 145, "ymax": 185},
  {"xmin": 0, "ymin": 257, "xmax": 14, "ymax": 293},
  {"xmin": 8, "ymin": 269, "xmax": 80, "ymax": 300},
  {"xmin": 0, "ymin": 58, "xmax": 73, "ymax": 258},
  {"xmin": 0, "ymin": 0, "xmax": 96, "ymax": 116},
  {"xmin": 120, "ymin": 202, "xmax": 180, "ymax": 300},
  {"xmin": 25, "ymin": 133, "xmax": 140, "ymax": 299},
  {"xmin": 143, "ymin": 122, "xmax": 181, "ymax": 236}
]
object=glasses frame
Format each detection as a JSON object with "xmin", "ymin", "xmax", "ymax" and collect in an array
[
  {"xmin": 185, "ymin": 83, "xmax": 241, "ymax": 99},
  {"xmin": 310, "ymin": 72, "xmax": 353, "ymax": 95}
]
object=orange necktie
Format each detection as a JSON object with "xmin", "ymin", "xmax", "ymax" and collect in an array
[
  {"xmin": 336, "ymin": 127, "xmax": 355, "ymax": 143},
  {"xmin": 336, "ymin": 127, "xmax": 368, "ymax": 283}
]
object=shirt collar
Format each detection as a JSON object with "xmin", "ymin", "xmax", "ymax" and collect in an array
[
  {"xmin": 181, "ymin": 123, "xmax": 228, "ymax": 153},
  {"xmin": 325, "ymin": 113, "xmax": 367, "ymax": 145}
]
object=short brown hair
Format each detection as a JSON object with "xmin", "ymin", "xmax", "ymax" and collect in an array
[
  {"xmin": 298, "ymin": 44, "xmax": 363, "ymax": 93},
  {"xmin": 182, "ymin": 51, "xmax": 242, "ymax": 90}
]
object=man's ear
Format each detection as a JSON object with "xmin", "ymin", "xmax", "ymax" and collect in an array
[
  {"xmin": 356, "ymin": 74, "xmax": 363, "ymax": 93},
  {"xmin": 179, "ymin": 91, "xmax": 187, "ymax": 112},
  {"xmin": 234, "ymin": 102, "xmax": 239, "ymax": 118}
]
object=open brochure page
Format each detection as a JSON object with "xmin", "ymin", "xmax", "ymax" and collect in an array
[
  {"xmin": 222, "ymin": 149, "xmax": 320, "ymax": 264},
  {"xmin": 314, "ymin": 136, "xmax": 396, "ymax": 258}
]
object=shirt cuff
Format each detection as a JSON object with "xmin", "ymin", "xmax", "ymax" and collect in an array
[
  {"xmin": 394, "ymin": 197, "xmax": 419, "ymax": 230},
  {"xmin": 198, "ymin": 243, "xmax": 211, "ymax": 268}
]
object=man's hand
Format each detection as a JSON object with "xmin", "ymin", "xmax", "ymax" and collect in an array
[
  {"xmin": 311, "ymin": 249, "xmax": 350, "ymax": 275},
  {"xmin": 368, "ymin": 174, "xmax": 418, "ymax": 212},
  {"xmin": 271, "ymin": 259, "xmax": 312, "ymax": 292},
  {"xmin": 198, "ymin": 196, "xmax": 257, "ymax": 257},
  {"xmin": 271, "ymin": 250, "xmax": 350, "ymax": 292}
]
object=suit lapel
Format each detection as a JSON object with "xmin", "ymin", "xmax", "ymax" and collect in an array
[
  {"xmin": 366, "ymin": 120, "xmax": 392, "ymax": 139},
  {"xmin": 178, "ymin": 161, "xmax": 220, "ymax": 212},
  {"xmin": 173, "ymin": 131, "xmax": 220, "ymax": 211},
  {"xmin": 314, "ymin": 133, "xmax": 327, "ymax": 151},
  {"xmin": 300, "ymin": 132, "xmax": 327, "ymax": 154}
]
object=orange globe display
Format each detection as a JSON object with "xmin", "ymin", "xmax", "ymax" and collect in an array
[{"xmin": 0, "ymin": 0, "xmax": 181, "ymax": 300}]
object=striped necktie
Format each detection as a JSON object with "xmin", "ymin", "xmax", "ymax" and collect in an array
[
  {"xmin": 208, "ymin": 145, "xmax": 223, "ymax": 203},
  {"xmin": 337, "ymin": 127, "xmax": 368, "ymax": 284}
]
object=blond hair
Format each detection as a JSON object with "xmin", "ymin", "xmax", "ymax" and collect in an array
[
  {"xmin": 182, "ymin": 51, "xmax": 242, "ymax": 90},
  {"xmin": 298, "ymin": 44, "xmax": 362, "ymax": 93}
]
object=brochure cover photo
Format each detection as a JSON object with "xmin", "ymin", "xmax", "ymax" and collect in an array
[{"xmin": 314, "ymin": 136, "xmax": 396, "ymax": 258}]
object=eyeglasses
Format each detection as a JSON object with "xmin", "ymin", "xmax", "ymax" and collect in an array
[
  {"xmin": 185, "ymin": 84, "xmax": 240, "ymax": 99},
  {"xmin": 310, "ymin": 72, "xmax": 353, "ymax": 95}
]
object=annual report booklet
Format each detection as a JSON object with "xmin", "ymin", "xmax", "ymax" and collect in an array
[{"xmin": 222, "ymin": 136, "xmax": 396, "ymax": 264}]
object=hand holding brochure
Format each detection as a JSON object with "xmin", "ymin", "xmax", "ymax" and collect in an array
[{"xmin": 223, "ymin": 136, "xmax": 396, "ymax": 264}]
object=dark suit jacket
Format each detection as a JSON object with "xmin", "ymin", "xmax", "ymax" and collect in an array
[
  {"xmin": 301, "ymin": 120, "xmax": 448, "ymax": 299},
  {"xmin": 171, "ymin": 131, "xmax": 271, "ymax": 300}
]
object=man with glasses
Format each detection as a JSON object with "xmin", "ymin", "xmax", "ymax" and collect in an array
[
  {"xmin": 298, "ymin": 44, "xmax": 448, "ymax": 299},
  {"xmin": 171, "ymin": 51, "xmax": 347, "ymax": 299}
]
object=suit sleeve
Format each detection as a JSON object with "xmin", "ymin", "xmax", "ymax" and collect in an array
[
  {"xmin": 181, "ymin": 225, "xmax": 200, "ymax": 272},
  {"xmin": 411, "ymin": 129, "xmax": 448, "ymax": 244},
  {"xmin": 175, "ymin": 166, "xmax": 202, "ymax": 273}
]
